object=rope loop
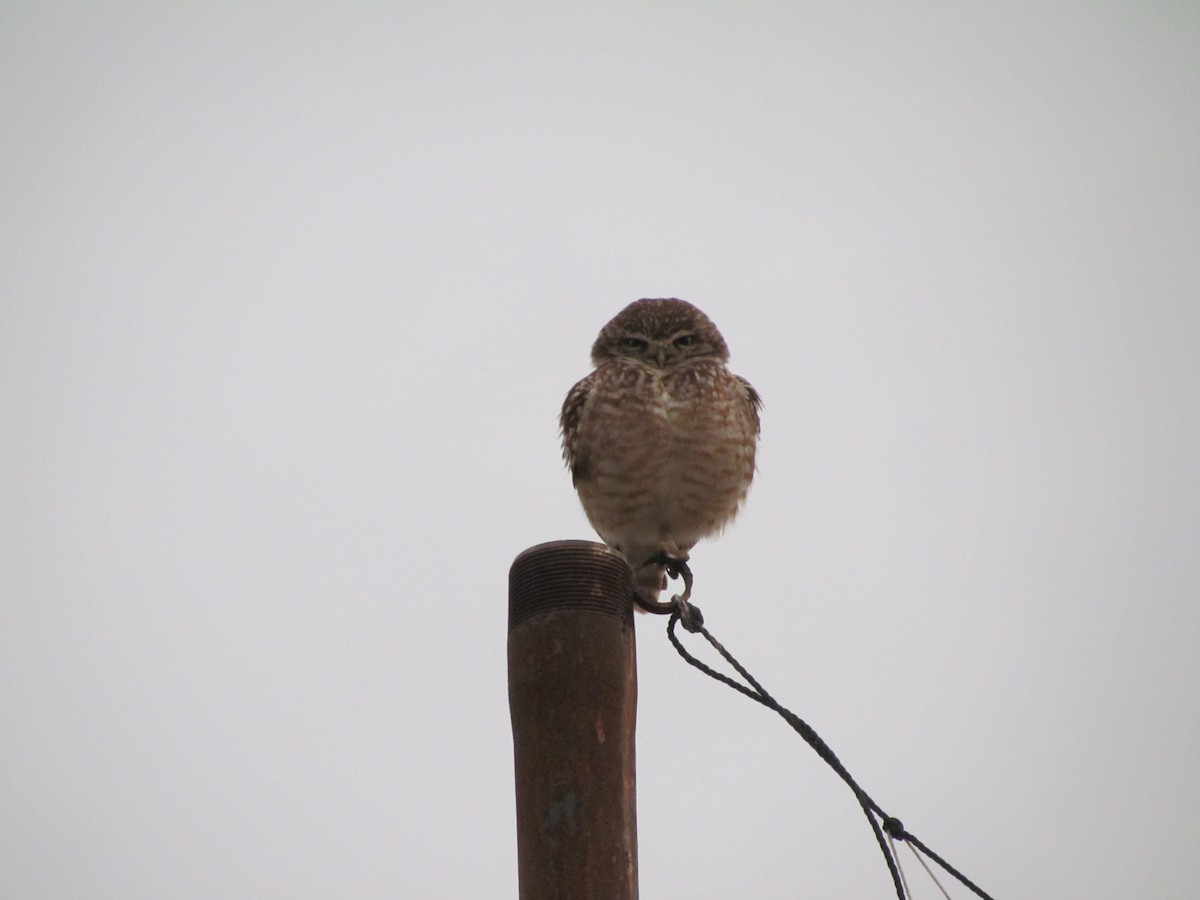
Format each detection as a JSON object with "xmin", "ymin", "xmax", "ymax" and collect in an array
[{"xmin": 666, "ymin": 610, "xmax": 995, "ymax": 900}]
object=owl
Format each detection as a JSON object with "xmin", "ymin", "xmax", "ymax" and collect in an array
[{"xmin": 560, "ymin": 298, "xmax": 761, "ymax": 609}]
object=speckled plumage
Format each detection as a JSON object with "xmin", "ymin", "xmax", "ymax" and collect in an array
[{"xmin": 560, "ymin": 298, "xmax": 761, "ymax": 603}]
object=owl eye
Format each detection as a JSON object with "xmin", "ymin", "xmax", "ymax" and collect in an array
[
  {"xmin": 673, "ymin": 334, "xmax": 698, "ymax": 348},
  {"xmin": 620, "ymin": 337, "xmax": 649, "ymax": 352}
]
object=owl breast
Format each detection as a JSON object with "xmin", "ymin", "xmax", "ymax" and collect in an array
[{"xmin": 573, "ymin": 358, "xmax": 758, "ymax": 563}]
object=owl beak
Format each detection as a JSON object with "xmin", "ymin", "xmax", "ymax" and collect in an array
[{"xmin": 654, "ymin": 344, "xmax": 667, "ymax": 368}]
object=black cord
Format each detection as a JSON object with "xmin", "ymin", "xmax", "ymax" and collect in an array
[{"xmin": 666, "ymin": 608, "xmax": 995, "ymax": 900}]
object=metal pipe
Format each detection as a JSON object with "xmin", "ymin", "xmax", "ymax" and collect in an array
[{"xmin": 508, "ymin": 540, "xmax": 638, "ymax": 900}]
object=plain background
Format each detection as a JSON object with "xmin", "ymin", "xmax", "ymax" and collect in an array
[{"xmin": 2, "ymin": 3, "xmax": 1197, "ymax": 898}]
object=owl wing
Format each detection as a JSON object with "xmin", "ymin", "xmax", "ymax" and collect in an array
[
  {"xmin": 559, "ymin": 371, "xmax": 595, "ymax": 486},
  {"xmin": 737, "ymin": 375, "xmax": 763, "ymax": 435}
]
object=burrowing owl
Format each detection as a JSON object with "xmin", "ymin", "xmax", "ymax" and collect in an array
[{"xmin": 560, "ymin": 298, "xmax": 761, "ymax": 607}]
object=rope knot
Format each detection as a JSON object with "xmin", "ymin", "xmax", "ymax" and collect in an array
[{"xmin": 676, "ymin": 598, "xmax": 704, "ymax": 633}]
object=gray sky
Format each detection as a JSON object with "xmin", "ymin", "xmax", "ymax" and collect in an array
[{"xmin": 2, "ymin": 3, "xmax": 1198, "ymax": 898}]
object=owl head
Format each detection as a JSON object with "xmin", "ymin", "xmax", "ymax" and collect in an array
[{"xmin": 591, "ymin": 298, "xmax": 730, "ymax": 369}]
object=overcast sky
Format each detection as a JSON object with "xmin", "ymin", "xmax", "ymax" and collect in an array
[{"xmin": 2, "ymin": 3, "xmax": 1198, "ymax": 898}]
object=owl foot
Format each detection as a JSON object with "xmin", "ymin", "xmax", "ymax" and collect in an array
[{"xmin": 633, "ymin": 555, "xmax": 703, "ymax": 632}]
